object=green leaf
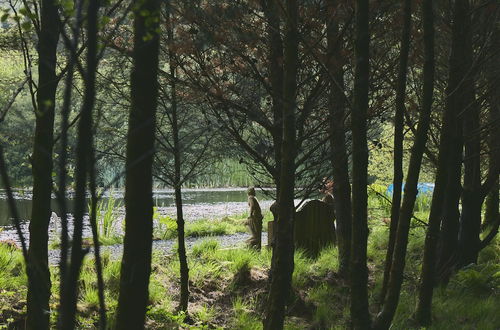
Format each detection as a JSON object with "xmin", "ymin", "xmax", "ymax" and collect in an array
[{"xmin": 0, "ymin": 13, "xmax": 8, "ymax": 23}]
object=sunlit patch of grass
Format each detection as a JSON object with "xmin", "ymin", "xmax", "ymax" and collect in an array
[
  {"xmin": 218, "ymin": 248, "xmax": 257, "ymax": 273},
  {"xmin": 190, "ymin": 259, "xmax": 225, "ymax": 287},
  {"xmin": 0, "ymin": 243, "xmax": 26, "ymax": 289},
  {"xmin": 310, "ymin": 245, "xmax": 339, "ymax": 277},
  {"xmin": 367, "ymin": 224, "xmax": 389, "ymax": 262},
  {"xmin": 192, "ymin": 239, "xmax": 220, "ymax": 258},
  {"xmin": 192, "ymin": 304, "xmax": 217, "ymax": 326},
  {"xmin": 230, "ymin": 297, "xmax": 261, "ymax": 329},
  {"xmin": 155, "ymin": 215, "xmax": 249, "ymax": 241},
  {"xmin": 186, "ymin": 220, "xmax": 238, "ymax": 238},
  {"xmin": 292, "ymin": 249, "xmax": 312, "ymax": 288},
  {"xmin": 0, "ymin": 243, "xmax": 27, "ymax": 328},
  {"xmin": 89, "ymin": 195, "xmax": 123, "ymax": 246}
]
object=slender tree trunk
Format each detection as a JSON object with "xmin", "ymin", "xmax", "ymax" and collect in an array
[
  {"xmin": 435, "ymin": 128, "xmax": 462, "ymax": 283},
  {"xmin": 482, "ymin": 18, "xmax": 499, "ymax": 229},
  {"xmin": 57, "ymin": 0, "xmax": 83, "ymax": 308},
  {"xmin": 457, "ymin": 58, "xmax": 481, "ymax": 267},
  {"xmin": 350, "ymin": 0, "xmax": 370, "ymax": 328},
  {"xmin": 415, "ymin": 0, "xmax": 469, "ymax": 325},
  {"xmin": 115, "ymin": 0, "xmax": 161, "ymax": 327},
  {"xmin": 263, "ymin": 0, "xmax": 298, "ymax": 328},
  {"xmin": 174, "ymin": 184, "xmax": 189, "ymax": 312},
  {"xmin": 373, "ymin": 1, "xmax": 434, "ymax": 327},
  {"xmin": 325, "ymin": 0, "xmax": 352, "ymax": 278},
  {"xmin": 166, "ymin": 9, "xmax": 190, "ymax": 311},
  {"xmin": 26, "ymin": 0, "xmax": 60, "ymax": 328},
  {"xmin": 59, "ymin": 1, "xmax": 100, "ymax": 327},
  {"xmin": 380, "ymin": 0, "xmax": 412, "ymax": 303}
]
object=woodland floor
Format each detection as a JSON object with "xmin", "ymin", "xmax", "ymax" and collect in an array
[{"xmin": 0, "ymin": 216, "xmax": 499, "ymax": 329}]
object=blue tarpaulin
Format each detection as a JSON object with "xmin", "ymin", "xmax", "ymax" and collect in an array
[{"xmin": 386, "ymin": 182, "xmax": 434, "ymax": 196}]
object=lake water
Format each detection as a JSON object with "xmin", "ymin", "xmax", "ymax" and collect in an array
[{"xmin": 0, "ymin": 188, "xmax": 275, "ymax": 226}]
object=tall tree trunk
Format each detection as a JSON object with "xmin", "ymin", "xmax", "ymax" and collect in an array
[
  {"xmin": 482, "ymin": 14, "xmax": 499, "ymax": 229},
  {"xmin": 350, "ymin": 0, "xmax": 370, "ymax": 328},
  {"xmin": 115, "ymin": 0, "xmax": 161, "ymax": 327},
  {"xmin": 325, "ymin": 0, "xmax": 352, "ymax": 278},
  {"xmin": 373, "ymin": 1, "xmax": 434, "ymax": 327},
  {"xmin": 59, "ymin": 0, "xmax": 100, "ymax": 327},
  {"xmin": 263, "ymin": 0, "xmax": 298, "ymax": 328},
  {"xmin": 380, "ymin": 0, "xmax": 412, "ymax": 303},
  {"xmin": 415, "ymin": 0, "xmax": 469, "ymax": 325},
  {"xmin": 435, "ymin": 126, "xmax": 462, "ymax": 283},
  {"xmin": 457, "ymin": 28, "xmax": 481, "ymax": 266},
  {"xmin": 26, "ymin": 0, "xmax": 60, "ymax": 328},
  {"xmin": 166, "ymin": 7, "xmax": 190, "ymax": 311}
]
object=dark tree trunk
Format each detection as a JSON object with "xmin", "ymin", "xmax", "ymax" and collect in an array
[
  {"xmin": 325, "ymin": 0, "xmax": 352, "ymax": 278},
  {"xmin": 263, "ymin": 0, "xmax": 298, "ymax": 328},
  {"xmin": 449, "ymin": 0, "xmax": 480, "ymax": 269},
  {"xmin": 115, "ymin": 0, "xmax": 160, "ymax": 327},
  {"xmin": 457, "ymin": 67, "xmax": 481, "ymax": 267},
  {"xmin": 26, "ymin": 0, "xmax": 60, "ymax": 328},
  {"xmin": 380, "ymin": 0, "xmax": 412, "ymax": 303},
  {"xmin": 435, "ymin": 127, "xmax": 462, "ymax": 283},
  {"xmin": 482, "ymin": 19, "xmax": 500, "ymax": 230},
  {"xmin": 174, "ymin": 185, "xmax": 189, "ymax": 312},
  {"xmin": 166, "ymin": 8, "xmax": 190, "ymax": 311},
  {"xmin": 59, "ymin": 1, "xmax": 100, "ymax": 327},
  {"xmin": 373, "ymin": 1, "xmax": 434, "ymax": 328},
  {"xmin": 349, "ymin": 0, "xmax": 370, "ymax": 328},
  {"xmin": 415, "ymin": 0, "xmax": 469, "ymax": 325}
]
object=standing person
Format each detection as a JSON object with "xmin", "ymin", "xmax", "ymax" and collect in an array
[{"xmin": 246, "ymin": 187, "xmax": 264, "ymax": 250}]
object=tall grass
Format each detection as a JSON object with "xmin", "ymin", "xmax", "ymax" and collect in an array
[
  {"xmin": 153, "ymin": 213, "xmax": 249, "ymax": 240},
  {"xmin": 92, "ymin": 195, "xmax": 122, "ymax": 245}
]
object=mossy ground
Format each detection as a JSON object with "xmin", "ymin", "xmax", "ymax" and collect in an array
[{"xmin": 1, "ymin": 212, "xmax": 499, "ymax": 329}]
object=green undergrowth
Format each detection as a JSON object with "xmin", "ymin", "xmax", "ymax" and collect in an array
[
  {"xmin": 0, "ymin": 243, "xmax": 27, "ymax": 327},
  {"xmin": 1, "ymin": 219, "xmax": 499, "ymax": 328},
  {"xmin": 153, "ymin": 211, "xmax": 274, "ymax": 241}
]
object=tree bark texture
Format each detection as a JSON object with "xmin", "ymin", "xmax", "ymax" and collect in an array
[
  {"xmin": 454, "ymin": 0, "xmax": 480, "ymax": 269},
  {"xmin": 326, "ymin": 0, "xmax": 352, "ymax": 278},
  {"xmin": 435, "ymin": 126, "xmax": 462, "ymax": 283},
  {"xmin": 59, "ymin": 1, "xmax": 100, "ymax": 328},
  {"xmin": 263, "ymin": 0, "xmax": 298, "ymax": 328},
  {"xmin": 26, "ymin": 0, "xmax": 60, "ymax": 328},
  {"xmin": 115, "ymin": 0, "xmax": 161, "ymax": 327},
  {"xmin": 482, "ymin": 7, "xmax": 500, "ymax": 229},
  {"xmin": 350, "ymin": 0, "xmax": 370, "ymax": 328}
]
